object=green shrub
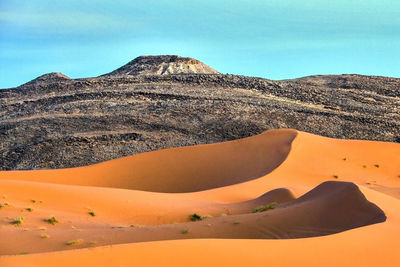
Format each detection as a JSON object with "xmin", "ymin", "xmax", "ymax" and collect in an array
[
  {"xmin": 252, "ymin": 202, "xmax": 278, "ymax": 213},
  {"xmin": 45, "ymin": 216, "xmax": 58, "ymax": 225},
  {"xmin": 66, "ymin": 239, "xmax": 83, "ymax": 246},
  {"xmin": 189, "ymin": 213, "xmax": 202, "ymax": 221},
  {"xmin": 189, "ymin": 213, "xmax": 212, "ymax": 221},
  {"xmin": 11, "ymin": 216, "xmax": 24, "ymax": 226}
]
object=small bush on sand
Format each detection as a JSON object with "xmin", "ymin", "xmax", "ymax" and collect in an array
[
  {"xmin": 252, "ymin": 202, "xmax": 278, "ymax": 213},
  {"xmin": 40, "ymin": 233, "xmax": 49, "ymax": 239},
  {"xmin": 66, "ymin": 239, "xmax": 83, "ymax": 246},
  {"xmin": 26, "ymin": 207, "xmax": 33, "ymax": 212},
  {"xmin": 189, "ymin": 213, "xmax": 202, "ymax": 221},
  {"xmin": 11, "ymin": 216, "xmax": 25, "ymax": 226},
  {"xmin": 88, "ymin": 211, "xmax": 96, "ymax": 217},
  {"xmin": 189, "ymin": 213, "xmax": 212, "ymax": 221},
  {"xmin": 45, "ymin": 216, "xmax": 58, "ymax": 225},
  {"xmin": 233, "ymin": 221, "xmax": 240, "ymax": 225},
  {"xmin": 1, "ymin": 202, "xmax": 10, "ymax": 208},
  {"xmin": 181, "ymin": 229, "xmax": 189, "ymax": 234},
  {"xmin": 333, "ymin": 175, "xmax": 339, "ymax": 179},
  {"xmin": 374, "ymin": 164, "xmax": 380, "ymax": 168}
]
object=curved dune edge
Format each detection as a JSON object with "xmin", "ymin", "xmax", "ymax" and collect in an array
[
  {"xmin": 0, "ymin": 129, "xmax": 400, "ymax": 266},
  {"xmin": 0, "ymin": 181, "xmax": 386, "ymax": 256},
  {"xmin": 1, "ymin": 187, "xmax": 399, "ymax": 267},
  {"xmin": 0, "ymin": 129, "xmax": 297, "ymax": 193}
]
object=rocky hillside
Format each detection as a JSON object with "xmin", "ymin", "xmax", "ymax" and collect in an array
[{"xmin": 0, "ymin": 55, "xmax": 399, "ymax": 170}]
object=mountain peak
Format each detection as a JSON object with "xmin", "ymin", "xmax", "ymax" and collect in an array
[
  {"xmin": 24, "ymin": 72, "xmax": 70, "ymax": 85},
  {"xmin": 105, "ymin": 55, "xmax": 220, "ymax": 76}
]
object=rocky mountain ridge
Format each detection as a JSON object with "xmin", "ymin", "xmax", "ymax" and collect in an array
[{"xmin": 0, "ymin": 55, "xmax": 399, "ymax": 170}]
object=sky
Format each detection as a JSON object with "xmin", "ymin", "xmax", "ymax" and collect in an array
[{"xmin": 0, "ymin": 0, "xmax": 399, "ymax": 88}]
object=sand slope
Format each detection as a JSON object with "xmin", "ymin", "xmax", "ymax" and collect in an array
[
  {"xmin": 1, "ymin": 129, "xmax": 400, "ymax": 266},
  {"xmin": 0, "ymin": 129, "xmax": 297, "ymax": 192}
]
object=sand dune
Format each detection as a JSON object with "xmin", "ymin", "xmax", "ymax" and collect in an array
[
  {"xmin": 1, "ymin": 129, "xmax": 399, "ymax": 266},
  {"xmin": 0, "ymin": 129, "xmax": 297, "ymax": 192}
]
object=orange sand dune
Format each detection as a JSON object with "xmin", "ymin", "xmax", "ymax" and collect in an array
[
  {"xmin": 1, "ymin": 129, "xmax": 400, "ymax": 266},
  {"xmin": 0, "ymin": 129, "xmax": 297, "ymax": 192},
  {"xmin": 0, "ymin": 181, "xmax": 385, "ymax": 255}
]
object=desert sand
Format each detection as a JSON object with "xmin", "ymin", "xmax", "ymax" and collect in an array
[{"xmin": 0, "ymin": 129, "xmax": 399, "ymax": 266}]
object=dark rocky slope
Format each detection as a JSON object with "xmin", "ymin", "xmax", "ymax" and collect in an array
[{"xmin": 0, "ymin": 55, "xmax": 399, "ymax": 170}]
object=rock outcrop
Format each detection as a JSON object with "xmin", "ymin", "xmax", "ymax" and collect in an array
[{"xmin": 105, "ymin": 55, "xmax": 220, "ymax": 76}]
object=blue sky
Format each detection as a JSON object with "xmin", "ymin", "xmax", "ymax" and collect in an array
[{"xmin": 1, "ymin": 0, "xmax": 399, "ymax": 88}]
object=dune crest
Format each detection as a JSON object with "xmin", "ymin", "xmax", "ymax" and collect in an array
[{"xmin": 0, "ymin": 129, "xmax": 297, "ymax": 192}]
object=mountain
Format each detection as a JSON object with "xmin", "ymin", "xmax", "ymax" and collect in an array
[
  {"xmin": 0, "ymin": 55, "xmax": 399, "ymax": 170},
  {"xmin": 23, "ymin": 72, "xmax": 70, "ymax": 85},
  {"xmin": 105, "ymin": 55, "xmax": 220, "ymax": 76}
]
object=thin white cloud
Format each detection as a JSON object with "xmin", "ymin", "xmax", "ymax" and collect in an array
[{"xmin": 0, "ymin": 10, "xmax": 138, "ymax": 33}]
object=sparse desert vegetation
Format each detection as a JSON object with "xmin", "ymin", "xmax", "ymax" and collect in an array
[
  {"xmin": 189, "ymin": 213, "xmax": 212, "ymax": 221},
  {"xmin": 88, "ymin": 211, "xmax": 96, "ymax": 217},
  {"xmin": 40, "ymin": 233, "xmax": 49, "ymax": 239},
  {"xmin": 189, "ymin": 213, "xmax": 202, "ymax": 221},
  {"xmin": 45, "ymin": 216, "xmax": 58, "ymax": 225},
  {"xmin": 181, "ymin": 229, "xmax": 189, "ymax": 234},
  {"xmin": 66, "ymin": 239, "xmax": 83, "ymax": 246},
  {"xmin": 10, "ymin": 216, "xmax": 24, "ymax": 226},
  {"xmin": 252, "ymin": 202, "xmax": 278, "ymax": 213},
  {"xmin": 1, "ymin": 202, "xmax": 10, "ymax": 208}
]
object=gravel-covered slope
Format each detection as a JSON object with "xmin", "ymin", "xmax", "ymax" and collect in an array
[{"xmin": 0, "ymin": 68, "xmax": 399, "ymax": 170}]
